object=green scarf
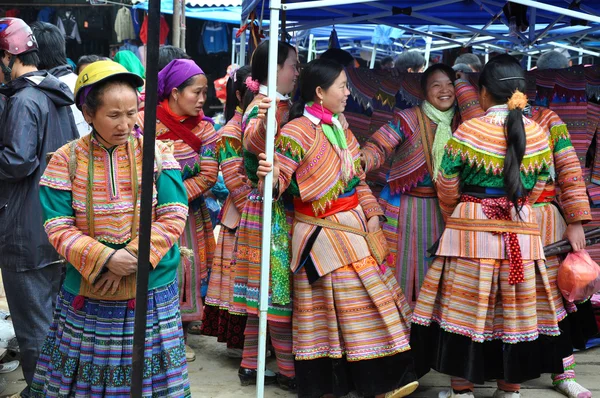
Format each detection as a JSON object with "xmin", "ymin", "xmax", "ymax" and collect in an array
[
  {"xmin": 421, "ymin": 100, "xmax": 455, "ymax": 180},
  {"xmin": 114, "ymin": 51, "xmax": 146, "ymax": 92}
]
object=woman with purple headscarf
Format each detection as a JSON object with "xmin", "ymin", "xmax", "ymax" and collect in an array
[{"xmin": 138, "ymin": 59, "xmax": 219, "ymax": 362}]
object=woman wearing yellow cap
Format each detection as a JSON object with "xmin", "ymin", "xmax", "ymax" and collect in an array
[{"xmin": 30, "ymin": 61, "xmax": 191, "ymax": 397}]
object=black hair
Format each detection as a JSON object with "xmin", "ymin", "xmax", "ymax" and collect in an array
[
  {"xmin": 420, "ymin": 63, "xmax": 456, "ymax": 96},
  {"xmin": 76, "ymin": 55, "xmax": 104, "ymax": 75},
  {"xmin": 30, "ymin": 21, "xmax": 67, "ymax": 70},
  {"xmin": 536, "ymin": 50, "xmax": 569, "ymax": 70},
  {"xmin": 251, "ymin": 40, "xmax": 296, "ymax": 85},
  {"xmin": 395, "ymin": 51, "xmax": 425, "ymax": 72},
  {"xmin": 244, "ymin": 40, "xmax": 297, "ymax": 107},
  {"xmin": 158, "ymin": 45, "xmax": 191, "ymax": 71},
  {"xmin": 455, "ymin": 53, "xmax": 482, "ymax": 72},
  {"xmin": 83, "ymin": 75, "xmax": 139, "ymax": 116},
  {"xmin": 289, "ymin": 58, "xmax": 344, "ymax": 120},
  {"xmin": 224, "ymin": 65, "xmax": 251, "ymax": 122},
  {"xmin": 381, "ymin": 56, "xmax": 394, "ymax": 67},
  {"xmin": 320, "ymin": 48, "xmax": 355, "ymax": 68},
  {"xmin": 12, "ymin": 51, "xmax": 39, "ymax": 68},
  {"xmin": 452, "ymin": 63, "xmax": 473, "ymax": 74},
  {"xmin": 479, "ymin": 54, "xmax": 528, "ymax": 213}
]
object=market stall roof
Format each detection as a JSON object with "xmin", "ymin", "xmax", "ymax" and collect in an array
[
  {"xmin": 133, "ymin": 0, "xmax": 243, "ymax": 23},
  {"xmin": 132, "ymin": 0, "xmax": 241, "ymax": 5},
  {"xmin": 242, "ymin": 0, "xmax": 600, "ymax": 47}
]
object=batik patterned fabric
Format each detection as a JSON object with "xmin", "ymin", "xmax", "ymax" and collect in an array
[
  {"xmin": 411, "ymin": 105, "xmax": 566, "ymax": 384},
  {"xmin": 35, "ymin": 134, "xmax": 189, "ymax": 396},
  {"xmin": 139, "ymin": 110, "xmax": 219, "ymax": 322},
  {"xmin": 30, "ymin": 281, "xmax": 190, "ymax": 397},
  {"xmin": 202, "ymin": 109, "xmax": 250, "ymax": 347},
  {"xmin": 232, "ymin": 95, "xmax": 293, "ymax": 321},
  {"xmin": 273, "ymin": 115, "xmax": 413, "ymax": 363},
  {"xmin": 361, "ymin": 106, "xmax": 460, "ymax": 305}
]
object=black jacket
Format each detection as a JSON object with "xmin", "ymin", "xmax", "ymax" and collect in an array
[{"xmin": 0, "ymin": 71, "xmax": 79, "ymax": 271}]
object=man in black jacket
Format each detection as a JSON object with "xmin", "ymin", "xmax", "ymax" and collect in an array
[{"xmin": 0, "ymin": 18, "xmax": 78, "ymax": 398}]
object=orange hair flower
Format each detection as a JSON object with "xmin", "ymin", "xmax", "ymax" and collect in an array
[{"xmin": 507, "ymin": 89, "xmax": 528, "ymax": 110}]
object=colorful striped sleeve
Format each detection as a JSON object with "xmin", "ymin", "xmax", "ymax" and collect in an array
[
  {"xmin": 348, "ymin": 129, "xmax": 384, "ymax": 219},
  {"xmin": 125, "ymin": 145, "xmax": 188, "ymax": 268},
  {"xmin": 454, "ymin": 79, "xmax": 485, "ymax": 122},
  {"xmin": 218, "ymin": 124, "xmax": 252, "ymax": 214},
  {"xmin": 360, "ymin": 111, "xmax": 405, "ymax": 173},
  {"xmin": 40, "ymin": 147, "xmax": 115, "ymax": 284},
  {"xmin": 183, "ymin": 122, "xmax": 219, "ymax": 201},
  {"xmin": 544, "ymin": 110, "xmax": 591, "ymax": 223},
  {"xmin": 437, "ymin": 136, "xmax": 465, "ymax": 219},
  {"xmin": 243, "ymin": 103, "xmax": 267, "ymax": 156}
]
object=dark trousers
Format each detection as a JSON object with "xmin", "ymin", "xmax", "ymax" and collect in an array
[{"xmin": 1, "ymin": 263, "xmax": 63, "ymax": 397}]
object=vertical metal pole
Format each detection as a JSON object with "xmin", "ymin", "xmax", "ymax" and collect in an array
[
  {"xmin": 180, "ymin": 0, "xmax": 186, "ymax": 51},
  {"xmin": 173, "ymin": 0, "xmax": 181, "ymax": 49},
  {"xmin": 131, "ymin": 0, "xmax": 160, "ymax": 395},
  {"xmin": 424, "ymin": 33, "xmax": 433, "ymax": 69},
  {"xmin": 579, "ymin": 50, "xmax": 583, "ymax": 65},
  {"xmin": 232, "ymin": 29, "xmax": 237, "ymax": 65},
  {"xmin": 239, "ymin": 20, "xmax": 247, "ymax": 66},
  {"xmin": 369, "ymin": 44, "xmax": 377, "ymax": 69},
  {"xmin": 307, "ymin": 33, "xmax": 315, "ymax": 62},
  {"xmin": 281, "ymin": 0, "xmax": 286, "ymax": 41},
  {"xmin": 485, "ymin": 44, "xmax": 489, "ymax": 63},
  {"xmin": 256, "ymin": 2, "xmax": 280, "ymax": 397},
  {"xmin": 527, "ymin": 55, "xmax": 532, "ymax": 70}
]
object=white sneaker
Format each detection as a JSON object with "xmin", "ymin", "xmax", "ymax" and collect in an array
[
  {"xmin": 439, "ymin": 390, "xmax": 475, "ymax": 398},
  {"xmin": 555, "ymin": 381, "xmax": 592, "ymax": 398},
  {"xmin": 493, "ymin": 389, "xmax": 520, "ymax": 398}
]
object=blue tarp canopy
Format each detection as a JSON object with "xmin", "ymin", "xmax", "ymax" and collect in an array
[
  {"xmin": 242, "ymin": 0, "xmax": 600, "ymax": 47},
  {"xmin": 133, "ymin": 1, "xmax": 243, "ymax": 24}
]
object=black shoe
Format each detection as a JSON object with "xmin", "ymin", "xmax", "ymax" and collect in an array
[
  {"xmin": 277, "ymin": 373, "xmax": 298, "ymax": 392},
  {"xmin": 238, "ymin": 367, "xmax": 277, "ymax": 386}
]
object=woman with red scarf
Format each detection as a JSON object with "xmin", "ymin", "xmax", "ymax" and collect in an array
[{"xmin": 138, "ymin": 59, "xmax": 219, "ymax": 362}]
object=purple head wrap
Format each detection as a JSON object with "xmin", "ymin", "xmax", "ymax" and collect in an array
[{"xmin": 157, "ymin": 59, "xmax": 204, "ymax": 100}]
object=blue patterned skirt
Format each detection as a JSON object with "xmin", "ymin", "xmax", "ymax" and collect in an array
[{"xmin": 30, "ymin": 281, "xmax": 190, "ymax": 397}]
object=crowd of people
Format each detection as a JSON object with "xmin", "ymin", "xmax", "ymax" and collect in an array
[{"xmin": 0, "ymin": 15, "xmax": 596, "ymax": 398}]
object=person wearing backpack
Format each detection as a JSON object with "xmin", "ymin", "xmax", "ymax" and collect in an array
[{"xmin": 0, "ymin": 18, "xmax": 79, "ymax": 398}]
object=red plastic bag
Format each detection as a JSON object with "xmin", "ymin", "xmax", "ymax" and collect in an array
[{"xmin": 557, "ymin": 250, "xmax": 600, "ymax": 303}]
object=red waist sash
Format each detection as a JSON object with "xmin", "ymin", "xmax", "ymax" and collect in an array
[{"xmin": 294, "ymin": 191, "xmax": 359, "ymax": 219}]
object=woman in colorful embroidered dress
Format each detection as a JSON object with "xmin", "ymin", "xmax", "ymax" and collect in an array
[
  {"xmin": 258, "ymin": 58, "xmax": 418, "ymax": 398},
  {"xmin": 231, "ymin": 40, "xmax": 299, "ymax": 390},
  {"xmin": 361, "ymin": 63, "xmax": 460, "ymax": 306},
  {"xmin": 411, "ymin": 55, "xmax": 565, "ymax": 398},
  {"xmin": 201, "ymin": 65, "xmax": 253, "ymax": 354},
  {"xmin": 137, "ymin": 59, "xmax": 219, "ymax": 361},
  {"xmin": 30, "ymin": 61, "xmax": 190, "ymax": 397},
  {"xmin": 453, "ymin": 70, "xmax": 595, "ymax": 398}
]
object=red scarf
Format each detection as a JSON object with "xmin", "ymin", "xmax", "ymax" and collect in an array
[{"xmin": 156, "ymin": 99, "xmax": 203, "ymax": 153}]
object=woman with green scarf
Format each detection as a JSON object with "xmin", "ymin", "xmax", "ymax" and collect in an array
[
  {"xmin": 114, "ymin": 50, "xmax": 145, "ymax": 91},
  {"xmin": 361, "ymin": 63, "xmax": 460, "ymax": 306}
]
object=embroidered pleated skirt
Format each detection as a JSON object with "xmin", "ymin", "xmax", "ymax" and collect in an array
[
  {"xmin": 201, "ymin": 224, "xmax": 247, "ymax": 348},
  {"xmin": 379, "ymin": 185, "xmax": 445, "ymax": 306},
  {"xmin": 411, "ymin": 201, "xmax": 567, "ymax": 384},
  {"xmin": 231, "ymin": 190, "xmax": 293, "ymax": 321},
  {"xmin": 291, "ymin": 204, "xmax": 417, "ymax": 397},
  {"xmin": 178, "ymin": 198, "xmax": 215, "ymax": 322},
  {"xmin": 30, "ymin": 281, "xmax": 190, "ymax": 397}
]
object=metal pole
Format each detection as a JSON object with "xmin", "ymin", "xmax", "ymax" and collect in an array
[
  {"xmin": 369, "ymin": 43, "xmax": 377, "ymax": 69},
  {"xmin": 256, "ymin": 1, "xmax": 280, "ymax": 396},
  {"xmin": 424, "ymin": 33, "xmax": 432, "ymax": 69},
  {"xmin": 239, "ymin": 20, "xmax": 247, "ymax": 66},
  {"xmin": 485, "ymin": 44, "xmax": 489, "ymax": 63},
  {"xmin": 579, "ymin": 50, "xmax": 583, "ymax": 65},
  {"xmin": 131, "ymin": 0, "xmax": 160, "ymax": 394},
  {"xmin": 307, "ymin": 33, "xmax": 315, "ymax": 61},
  {"xmin": 232, "ymin": 29, "xmax": 237, "ymax": 65},
  {"xmin": 180, "ymin": 0, "xmax": 186, "ymax": 51},
  {"xmin": 509, "ymin": 0, "xmax": 600, "ymax": 24},
  {"xmin": 172, "ymin": 0, "xmax": 181, "ymax": 49},
  {"xmin": 527, "ymin": 55, "xmax": 532, "ymax": 70}
]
